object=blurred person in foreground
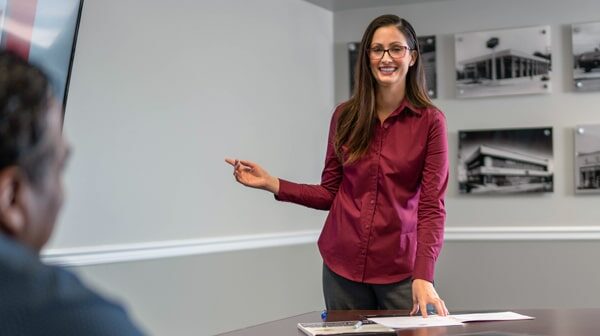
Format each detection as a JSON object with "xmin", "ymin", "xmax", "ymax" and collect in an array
[{"xmin": 0, "ymin": 50, "xmax": 146, "ymax": 335}]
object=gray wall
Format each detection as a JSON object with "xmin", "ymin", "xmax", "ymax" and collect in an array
[
  {"xmin": 56, "ymin": 0, "xmax": 333, "ymax": 248},
  {"xmin": 437, "ymin": 240, "xmax": 600, "ymax": 311},
  {"xmin": 77, "ymin": 244, "xmax": 323, "ymax": 335},
  {"xmin": 45, "ymin": 0, "xmax": 600, "ymax": 335}
]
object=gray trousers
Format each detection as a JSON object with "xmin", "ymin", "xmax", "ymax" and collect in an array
[{"xmin": 322, "ymin": 263, "xmax": 413, "ymax": 310}]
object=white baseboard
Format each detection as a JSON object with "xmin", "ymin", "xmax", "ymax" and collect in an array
[
  {"xmin": 444, "ymin": 226, "xmax": 600, "ymax": 241},
  {"xmin": 41, "ymin": 226, "xmax": 600, "ymax": 267}
]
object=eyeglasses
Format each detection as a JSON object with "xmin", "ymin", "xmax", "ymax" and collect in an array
[{"xmin": 368, "ymin": 45, "xmax": 412, "ymax": 59}]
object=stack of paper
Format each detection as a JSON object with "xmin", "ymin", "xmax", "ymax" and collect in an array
[
  {"xmin": 368, "ymin": 315, "xmax": 463, "ymax": 329},
  {"xmin": 368, "ymin": 311, "xmax": 534, "ymax": 329}
]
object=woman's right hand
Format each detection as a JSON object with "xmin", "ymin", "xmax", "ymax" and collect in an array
[{"xmin": 225, "ymin": 158, "xmax": 280, "ymax": 194}]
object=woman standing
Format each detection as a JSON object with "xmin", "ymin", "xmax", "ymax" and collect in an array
[{"xmin": 226, "ymin": 14, "xmax": 449, "ymax": 317}]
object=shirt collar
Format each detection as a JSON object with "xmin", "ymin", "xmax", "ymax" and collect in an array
[{"xmin": 388, "ymin": 98, "xmax": 423, "ymax": 118}]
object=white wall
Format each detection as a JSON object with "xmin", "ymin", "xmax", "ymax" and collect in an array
[{"xmin": 55, "ymin": 0, "xmax": 333, "ymax": 248}]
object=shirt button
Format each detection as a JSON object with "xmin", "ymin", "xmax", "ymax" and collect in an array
[{"xmin": 370, "ymin": 200, "xmax": 375, "ymax": 204}]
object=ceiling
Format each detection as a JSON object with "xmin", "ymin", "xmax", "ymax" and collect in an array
[{"xmin": 303, "ymin": 0, "xmax": 452, "ymax": 11}]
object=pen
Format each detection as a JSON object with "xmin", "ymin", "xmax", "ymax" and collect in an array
[
  {"xmin": 320, "ymin": 310, "xmax": 327, "ymax": 321},
  {"xmin": 361, "ymin": 313, "xmax": 408, "ymax": 318}
]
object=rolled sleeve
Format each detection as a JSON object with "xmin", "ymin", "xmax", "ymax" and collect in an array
[{"xmin": 414, "ymin": 110, "xmax": 449, "ymax": 282}]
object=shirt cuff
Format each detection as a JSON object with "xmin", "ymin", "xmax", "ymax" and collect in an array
[
  {"xmin": 274, "ymin": 178, "xmax": 292, "ymax": 202},
  {"xmin": 413, "ymin": 255, "xmax": 435, "ymax": 283}
]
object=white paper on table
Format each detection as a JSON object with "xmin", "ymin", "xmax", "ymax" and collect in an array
[
  {"xmin": 369, "ymin": 311, "xmax": 534, "ymax": 329},
  {"xmin": 451, "ymin": 311, "xmax": 534, "ymax": 322},
  {"xmin": 368, "ymin": 315, "xmax": 464, "ymax": 329}
]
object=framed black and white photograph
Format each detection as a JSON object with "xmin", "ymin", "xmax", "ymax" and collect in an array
[
  {"xmin": 418, "ymin": 35, "xmax": 436, "ymax": 98},
  {"xmin": 572, "ymin": 21, "xmax": 600, "ymax": 92},
  {"xmin": 575, "ymin": 124, "xmax": 600, "ymax": 194},
  {"xmin": 348, "ymin": 41, "xmax": 360, "ymax": 95},
  {"xmin": 458, "ymin": 127, "xmax": 554, "ymax": 194},
  {"xmin": 348, "ymin": 35, "xmax": 437, "ymax": 98},
  {"xmin": 455, "ymin": 25, "xmax": 551, "ymax": 98}
]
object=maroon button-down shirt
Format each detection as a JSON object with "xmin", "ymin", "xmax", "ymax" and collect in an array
[{"xmin": 276, "ymin": 99, "xmax": 448, "ymax": 284}]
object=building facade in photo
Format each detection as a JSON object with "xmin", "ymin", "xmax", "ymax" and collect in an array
[
  {"xmin": 463, "ymin": 145, "xmax": 552, "ymax": 193},
  {"xmin": 459, "ymin": 49, "xmax": 550, "ymax": 82},
  {"xmin": 576, "ymin": 151, "xmax": 600, "ymax": 190}
]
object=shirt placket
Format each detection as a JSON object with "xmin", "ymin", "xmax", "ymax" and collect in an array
[{"xmin": 357, "ymin": 123, "xmax": 386, "ymax": 281}]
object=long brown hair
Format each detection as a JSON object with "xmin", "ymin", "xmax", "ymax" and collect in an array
[{"xmin": 335, "ymin": 15, "xmax": 433, "ymax": 163}]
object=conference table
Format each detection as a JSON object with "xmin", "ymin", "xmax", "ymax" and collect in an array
[{"xmin": 218, "ymin": 308, "xmax": 600, "ymax": 336}]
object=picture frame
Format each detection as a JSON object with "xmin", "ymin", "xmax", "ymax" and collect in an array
[
  {"xmin": 0, "ymin": 0, "xmax": 84, "ymax": 109},
  {"xmin": 571, "ymin": 21, "xmax": 600, "ymax": 91},
  {"xmin": 458, "ymin": 127, "xmax": 554, "ymax": 194},
  {"xmin": 455, "ymin": 25, "xmax": 552, "ymax": 98},
  {"xmin": 574, "ymin": 124, "xmax": 600, "ymax": 194}
]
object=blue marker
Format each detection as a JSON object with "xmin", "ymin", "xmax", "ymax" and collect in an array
[{"xmin": 321, "ymin": 310, "xmax": 327, "ymax": 321}]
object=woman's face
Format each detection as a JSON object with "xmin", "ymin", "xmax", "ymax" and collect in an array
[{"xmin": 368, "ymin": 25, "xmax": 415, "ymax": 90}]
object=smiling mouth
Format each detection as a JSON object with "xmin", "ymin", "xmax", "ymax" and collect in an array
[{"xmin": 379, "ymin": 66, "xmax": 397, "ymax": 74}]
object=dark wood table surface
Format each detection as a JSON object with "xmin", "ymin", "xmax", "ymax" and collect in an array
[{"xmin": 218, "ymin": 309, "xmax": 600, "ymax": 336}]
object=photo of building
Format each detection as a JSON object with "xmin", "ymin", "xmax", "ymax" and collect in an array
[
  {"xmin": 455, "ymin": 25, "xmax": 552, "ymax": 98},
  {"xmin": 458, "ymin": 127, "xmax": 554, "ymax": 194},
  {"xmin": 572, "ymin": 21, "xmax": 600, "ymax": 92},
  {"xmin": 575, "ymin": 124, "xmax": 600, "ymax": 193}
]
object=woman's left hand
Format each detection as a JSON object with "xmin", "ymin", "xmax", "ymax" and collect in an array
[{"xmin": 410, "ymin": 279, "xmax": 449, "ymax": 317}]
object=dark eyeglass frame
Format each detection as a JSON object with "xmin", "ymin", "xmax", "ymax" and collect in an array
[{"xmin": 368, "ymin": 45, "xmax": 413, "ymax": 60}]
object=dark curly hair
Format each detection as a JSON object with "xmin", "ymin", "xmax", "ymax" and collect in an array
[{"xmin": 0, "ymin": 50, "xmax": 53, "ymax": 186}]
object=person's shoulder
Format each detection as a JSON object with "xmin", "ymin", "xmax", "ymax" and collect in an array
[
  {"xmin": 16, "ymin": 266, "xmax": 143, "ymax": 335},
  {"xmin": 50, "ymin": 266, "xmax": 146, "ymax": 334},
  {"xmin": 414, "ymin": 104, "xmax": 446, "ymax": 126},
  {"xmin": 0, "ymin": 235, "xmax": 48, "ymax": 292},
  {"xmin": 332, "ymin": 101, "xmax": 348, "ymax": 117},
  {"xmin": 328, "ymin": 101, "xmax": 349, "ymax": 126},
  {"xmin": 40, "ymin": 292, "xmax": 146, "ymax": 336},
  {"xmin": 0, "ymin": 237, "xmax": 145, "ymax": 335},
  {"xmin": 418, "ymin": 104, "xmax": 445, "ymax": 118},
  {"xmin": 0, "ymin": 237, "xmax": 90, "ymax": 308},
  {"xmin": 37, "ymin": 265, "xmax": 145, "ymax": 335}
]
